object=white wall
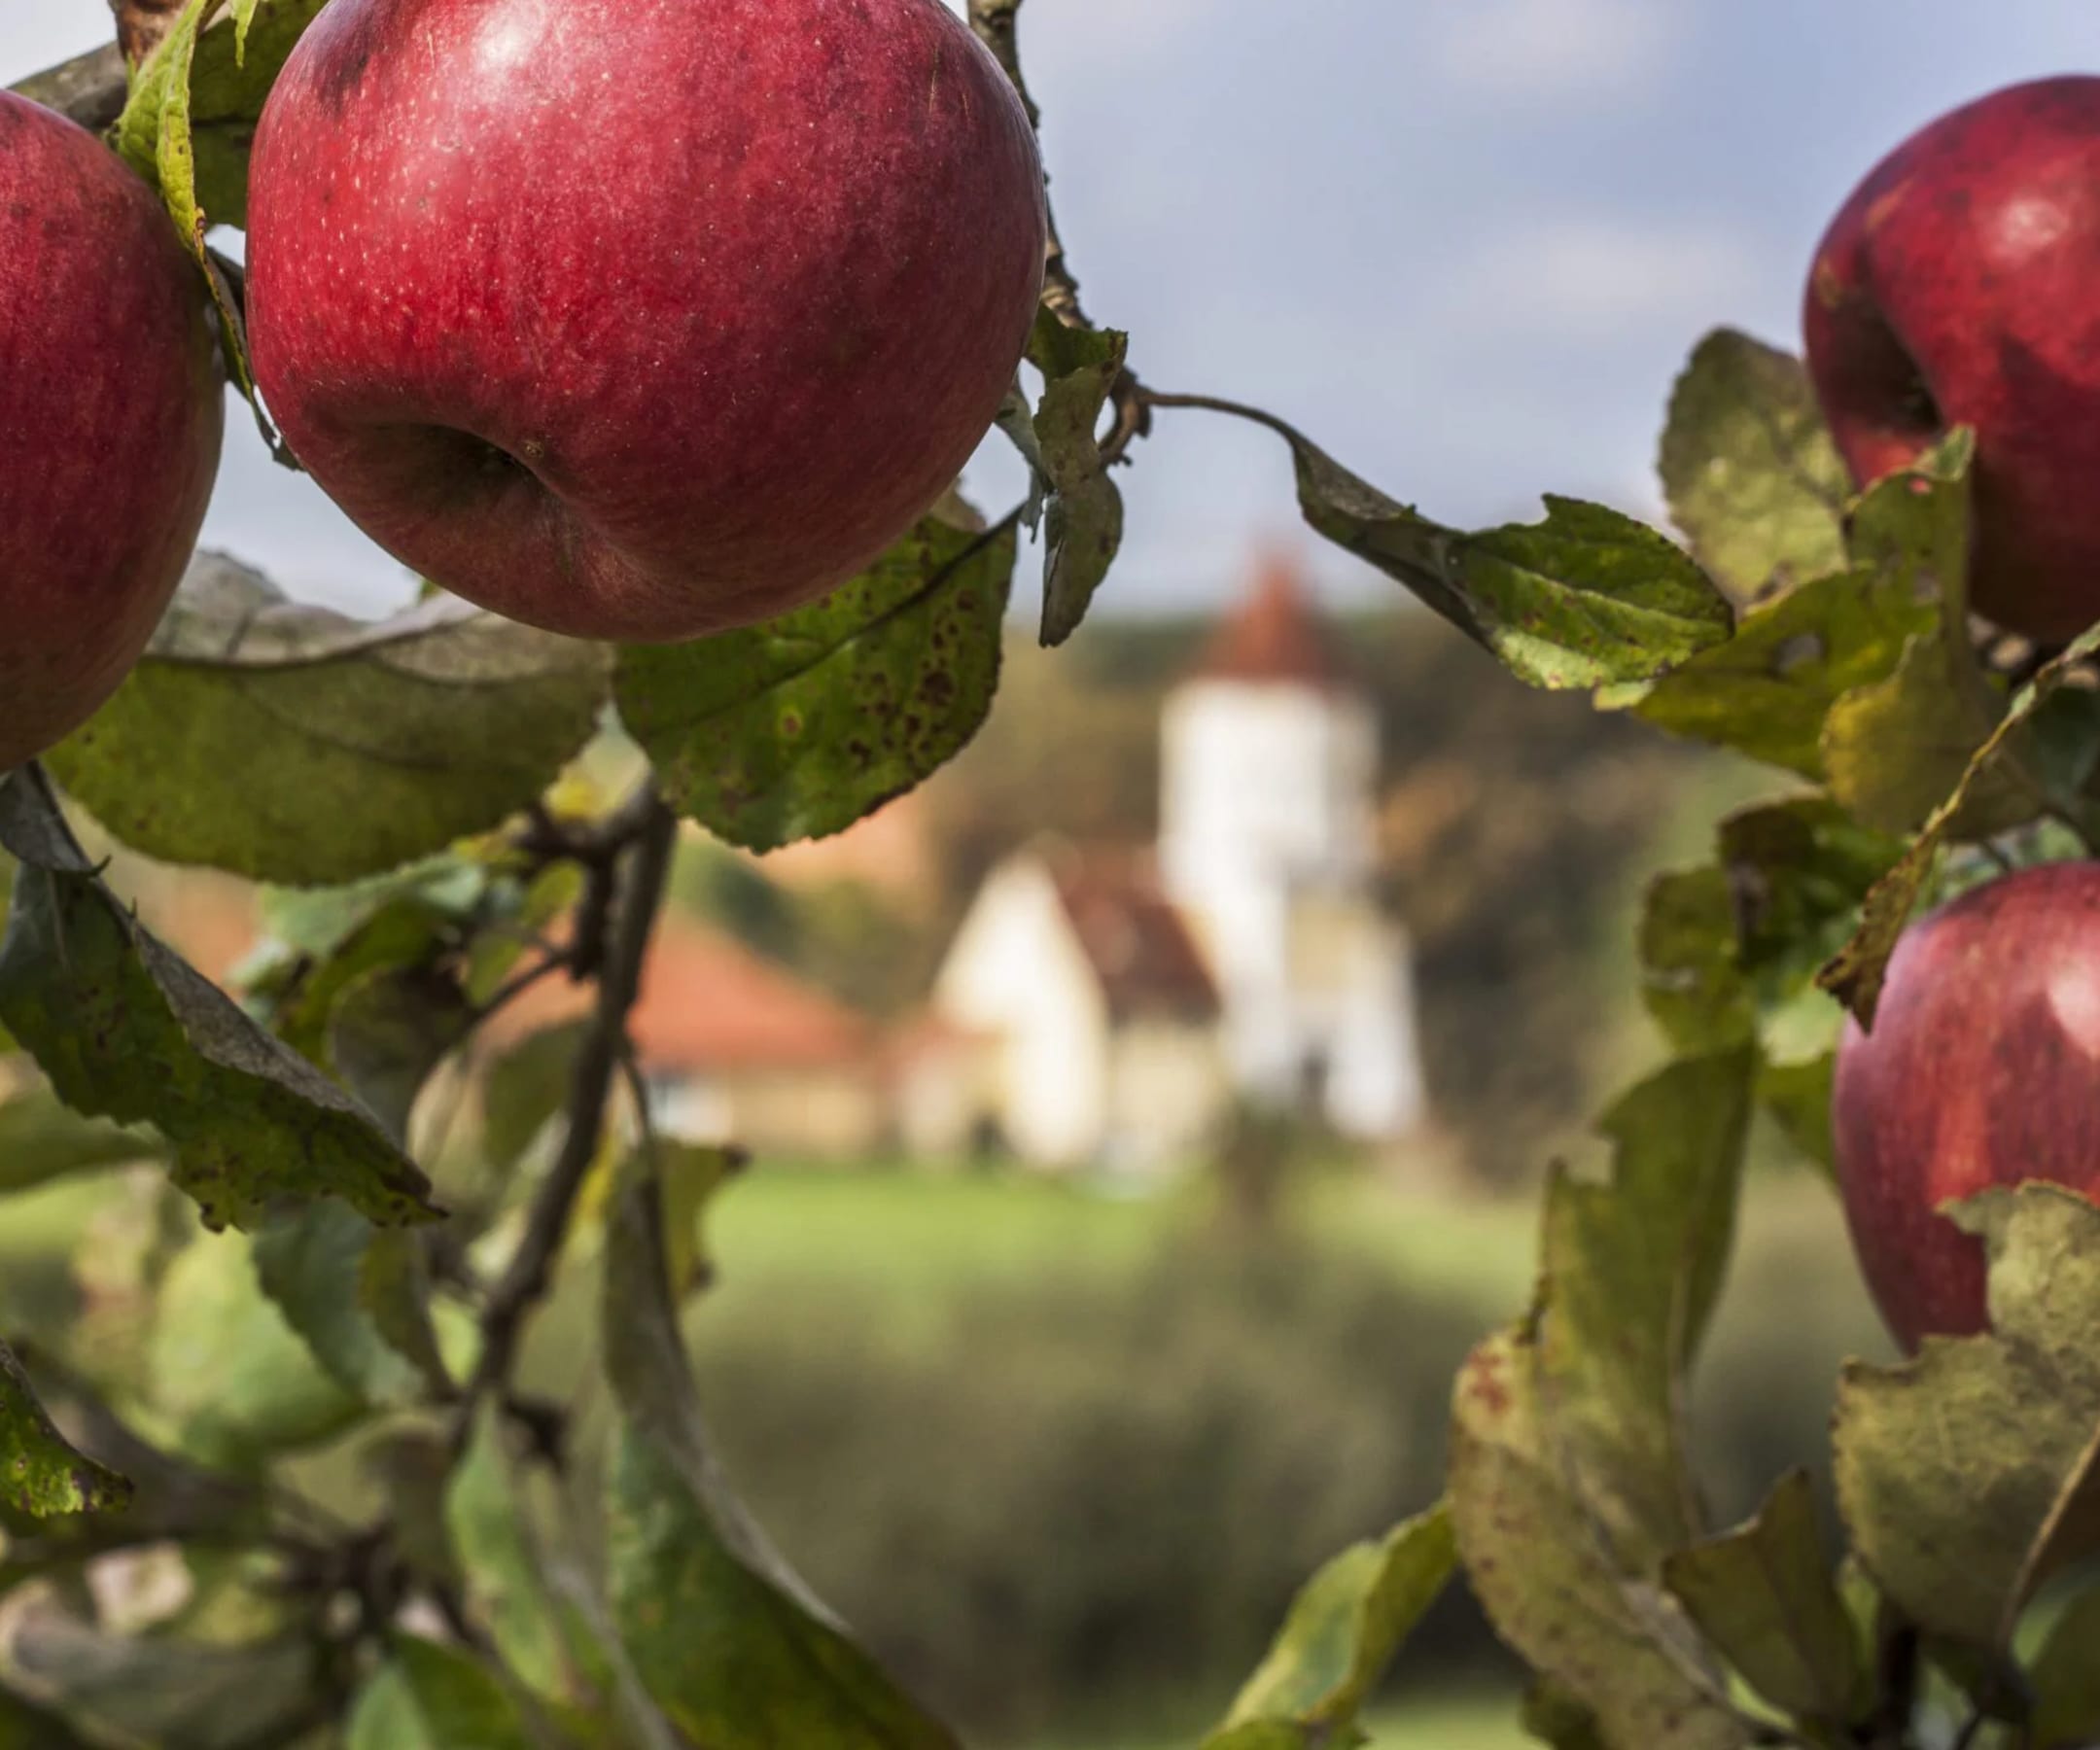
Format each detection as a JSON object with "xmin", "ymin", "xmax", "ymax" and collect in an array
[
  {"xmin": 1104, "ymin": 1018, "xmax": 1233, "ymax": 1173},
  {"xmin": 1158, "ymin": 675, "xmax": 1426, "ymax": 1139},
  {"xmin": 932, "ymin": 857, "xmax": 1110, "ymax": 1166},
  {"xmin": 1159, "ymin": 681, "xmax": 1379, "ymax": 905}
]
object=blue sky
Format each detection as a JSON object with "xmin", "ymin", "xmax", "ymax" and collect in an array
[{"xmin": 7, "ymin": 1, "xmax": 2099, "ymax": 619}]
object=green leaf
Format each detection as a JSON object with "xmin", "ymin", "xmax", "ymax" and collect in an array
[
  {"xmin": 1540, "ymin": 1049, "xmax": 1759, "ymax": 1563},
  {"xmin": 0, "ymin": 767, "xmax": 437, "ymax": 1233},
  {"xmin": 1631, "ymin": 430, "xmax": 1976, "ymax": 779},
  {"xmin": 2029, "ymin": 1583, "xmax": 2100, "ymax": 1750},
  {"xmin": 325, "ymin": 961, "xmax": 476, "ymax": 1142},
  {"xmin": 147, "ymin": 1230, "xmax": 366, "ymax": 1468},
  {"xmin": 0, "ymin": 1685, "xmax": 89, "ymax": 1748},
  {"xmin": 1661, "ymin": 1470, "xmax": 1865, "ymax": 1724},
  {"xmin": 1817, "ymin": 430, "xmax": 1997, "ymax": 835},
  {"xmin": 263, "ymin": 892, "xmax": 460, "ymax": 1069},
  {"xmin": 0, "ymin": 1357, "xmax": 256, "ymax": 1550},
  {"xmin": 1519, "ymin": 1683, "xmax": 1609, "ymax": 1750},
  {"xmin": 1821, "ymin": 633, "xmax": 1996, "ymax": 835},
  {"xmin": 0, "ymin": 1085, "xmax": 162, "ymax": 1194},
  {"xmin": 51, "ymin": 554, "xmax": 611, "ymax": 887},
  {"xmin": 1628, "ymin": 564, "xmax": 1925, "ymax": 775},
  {"xmin": 0, "ymin": 1343, "xmax": 130, "ymax": 1519},
  {"xmin": 1834, "ymin": 1184, "xmax": 2100, "ymax": 1651},
  {"xmin": 1270, "ymin": 414, "xmax": 1732, "ymax": 687},
  {"xmin": 1820, "ymin": 624, "xmax": 2100, "ymax": 1025},
  {"xmin": 188, "ymin": 0, "xmax": 332, "ymax": 228},
  {"xmin": 617, "ymin": 515, "xmax": 1015, "ymax": 851},
  {"xmin": 655, "ymin": 1139, "xmax": 743, "ymax": 1297},
  {"xmin": 1029, "ymin": 312, "xmax": 1128, "ymax": 645},
  {"xmin": 253, "ymin": 1202, "xmax": 448, "ymax": 1406},
  {"xmin": 482, "ymin": 1024, "xmax": 589, "ymax": 1175},
  {"xmin": 1638, "ymin": 868, "xmax": 1753, "ymax": 1053},
  {"xmin": 110, "ymin": 1, "xmax": 266, "ymax": 425},
  {"xmin": 448, "ymin": 1411, "xmax": 598, "ymax": 1707},
  {"xmin": 115, "ymin": 0, "xmax": 325, "ymax": 230},
  {"xmin": 347, "ymin": 1662, "xmax": 438, "ymax": 1750},
  {"xmin": 1208, "ymin": 1503, "xmax": 1456, "ymax": 1746},
  {"xmin": 1449, "ymin": 1050, "xmax": 1758, "ymax": 1748},
  {"xmin": 1718, "ymin": 797, "xmax": 1903, "ymax": 999},
  {"xmin": 1757, "ymin": 1053, "xmax": 1836, "ymax": 1176},
  {"xmin": 601, "ymin": 1161, "xmax": 959, "ymax": 1747},
  {"xmin": 388, "ymin": 1635, "xmax": 542, "ymax": 1750},
  {"xmin": 0, "ymin": 1601, "xmax": 315, "ymax": 1750},
  {"xmin": 1658, "ymin": 329, "xmax": 1850, "ymax": 602}
]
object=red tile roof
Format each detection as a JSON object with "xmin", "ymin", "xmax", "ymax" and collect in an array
[
  {"xmin": 1045, "ymin": 850, "xmax": 1220, "ymax": 1023},
  {"xmin": 1192, "ymin": 548, "xmax": 1348, "ymax": 689},
  {"xmin": 496, "ymin": 919, "xmax": 873, "ymax": 1073}
]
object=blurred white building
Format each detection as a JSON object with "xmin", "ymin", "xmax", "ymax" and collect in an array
[{"xmin": 926, "ymin": 556, "xmax": 1428, "ymax": 1172}]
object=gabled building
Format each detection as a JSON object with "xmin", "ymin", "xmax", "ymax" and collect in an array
[
  {"xmin": 925, "ymin": 845, "xmax": 1227, "ymax": 1169},
  {"xmin": 928, "ymin": 554, "xmax": 1428, "ymax": 1170}
]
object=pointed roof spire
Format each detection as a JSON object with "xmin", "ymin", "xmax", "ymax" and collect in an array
[{"xmin": 1191, "ymin": 546, "xmax": 1348, "ymax": 688}]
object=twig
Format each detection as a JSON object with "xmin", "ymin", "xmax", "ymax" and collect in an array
[
  {"xmin": 1139, "ymin": 387, "xmax": 1308, "ymax": 443},
  {"xmin": 449, "ymin": 788, "xmax": 678, "ymax": 1454},
  {"xmin": 965, "ymin": 0, "xmax": 1080, "ymax": 326},
  {"xmin": 113, "ymin": 0, "xmax": 188, "ymax": 70},
  {"xmin": 965, "ymin": 0, "xmax": 1156, "ymax": 465},
  {"xmin": 472, "ymin": 949, "xmax": 578, "ymax": 1026}
]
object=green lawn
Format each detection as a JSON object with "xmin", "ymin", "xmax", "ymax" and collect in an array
[{"xmin": 702, "ymin": 1158, "xmax": 1542, "ymax": 1319}]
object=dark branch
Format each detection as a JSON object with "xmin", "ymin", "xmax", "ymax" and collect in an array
[
  {"xmin": 113, "ymin": 0, "xmax": 189, "ymax": 71},
  {"xmin": 451, "ymin": 788, "xmax": 679, "ymax": 1453},
  {"xmin": 11, "ymin": 43, "xmax": 127, "ymax": 131}
]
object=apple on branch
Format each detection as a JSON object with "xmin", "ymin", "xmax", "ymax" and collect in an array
[
  {"xmin": 1805, "ymin": 76, "xmax": 2100, "ymax": 645},
  {"xmin": 244, "ymin": 0, "xmax": 1049, "ymax": 645},
  {"xmin": 0, "ymin": 93, "xmax": 224, "ymax": 774},
  {"xmin": 1834, "ymin": 861, "xmax": 2100, "ymax": 1349}
]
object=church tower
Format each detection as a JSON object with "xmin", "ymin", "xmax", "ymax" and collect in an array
[{"xmin": 1158, "ymin": 552, "xmax": 1425, "ymax": 1138}]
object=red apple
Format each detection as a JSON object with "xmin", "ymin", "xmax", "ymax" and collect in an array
[
  {"xmin": 244, "ymin": 0, "xmax": 1046, "ymax": 643},
  {"xmin": 0, "ymin": 94, "xmax": 224, "ymax": 773},
  {"xmin": 1833, "ymin": 861, "xmax": 2100, "ymax": 1348},
  {"xmin": 1803, "ymin": 76, "xmax": 2100, "ymax": 644}
]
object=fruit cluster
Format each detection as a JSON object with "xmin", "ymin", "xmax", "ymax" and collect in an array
[
  {"xmin": 1807, "ymin": 78, "xmax": 2100, "ymax": 1348},
  {"xmin": 1, "ymin": 0, "xmax": 1043, "ymax": 767}
]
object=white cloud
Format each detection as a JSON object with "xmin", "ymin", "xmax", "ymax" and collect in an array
[
  {"xmin": 1435, "ymin": 215, "xmax": 1761, "ymax": 341},
  {"xmin": 1428, "ymin": 0, "xmax": 1685, "ymax": 105}
]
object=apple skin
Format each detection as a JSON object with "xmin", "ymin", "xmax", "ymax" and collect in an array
[
  {"xmin": 1803, "ymin": 76, "xmax": 2100, "ymax": 645},
  {"xmin": 1833, "ymin": 861, "xmax": 2100, "ymax": 1349},
  {"xmin": 0, "ymin": 94, "xmax": 224, "ymax": 773},
  {"xmin": 244, "ymin": 0, "xmax": 1046, "ymax": 643}
]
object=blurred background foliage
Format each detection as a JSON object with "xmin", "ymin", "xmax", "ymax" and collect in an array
[{"xmin": 0, "ymin": 598, "xmax": 1880, "ymax": 1748}]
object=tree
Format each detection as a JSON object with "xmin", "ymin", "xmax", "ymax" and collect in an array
[{"xmin": 3, "ymin": 5, "xmax": 2091, "ymax": 1749}]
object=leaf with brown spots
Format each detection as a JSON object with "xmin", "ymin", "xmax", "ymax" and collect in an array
[
  {"xmin": 0, "ymin": 1340, "xmax": 130, "ymax": 1520},
  {"xmin": 1834, "ymin": 1184, "xmax": 2100, "ymax": 1653},
  {"xmin": 1448, "ymin": 1049, "xmax": 1759, "ymax": 1747},
  {"xmin": 616, "ymin": 514, "xmax": 1015, "ymax": 852},
  {"xmin": 0, "ymin": 765, "xmax": 437, "ymax": 1233},
  {"xmin": 1449, "ymin": 1330, "xmax": 1751, "ymax": 1750}
]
